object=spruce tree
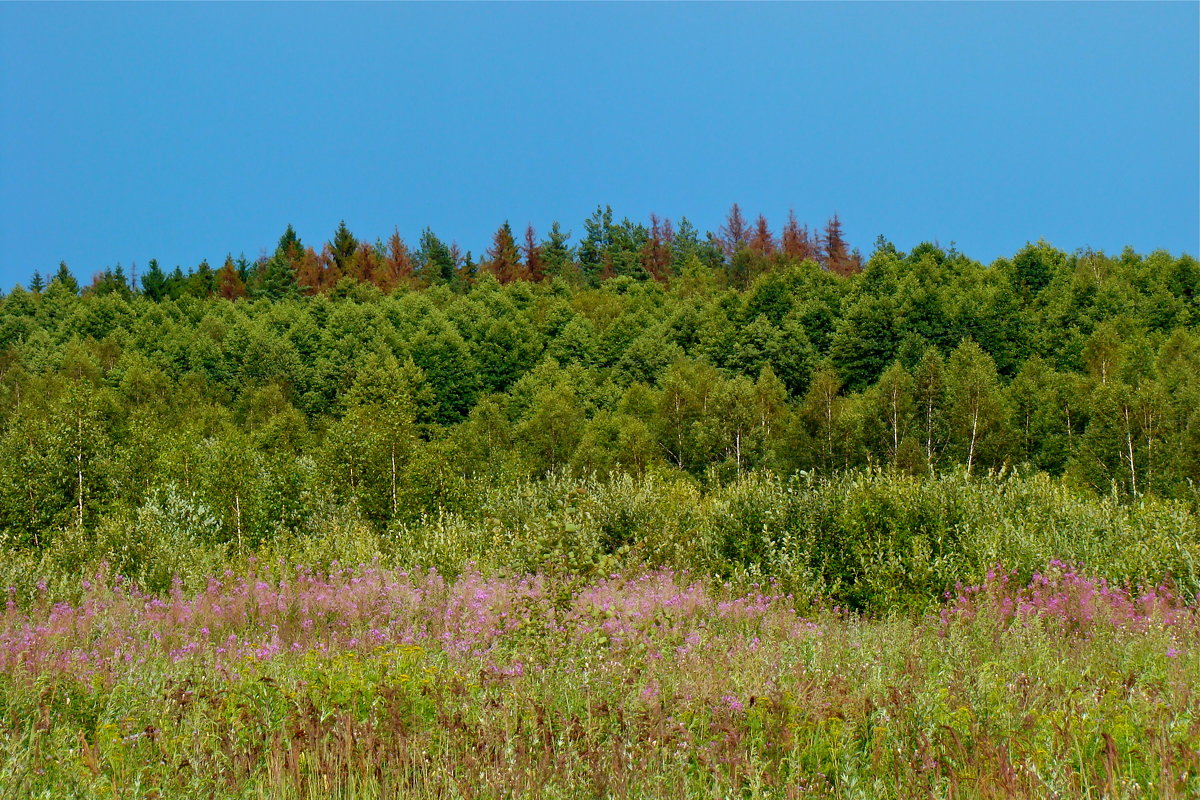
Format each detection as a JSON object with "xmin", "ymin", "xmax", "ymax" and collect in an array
[{"xmin": 53, "ymin": 262, "xmax": 79, "ymax": 295}]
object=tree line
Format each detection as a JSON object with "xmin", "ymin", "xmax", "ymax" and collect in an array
[
  {"xmin": 31, "ymin": 205, "xmax": 861, "ymax": 303},
  {"xmin": 1, "ymin": 206, "xmax": 1197, "ymax": 551}
]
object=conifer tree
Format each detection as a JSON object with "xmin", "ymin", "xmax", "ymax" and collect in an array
[
  {"xmin": 216, "ymin": 256, "xmax": 247, "ymax": 300},
  {"xmin": 53, "ymin": 262, "xmax": 79, "ymax": 295},
  {"xmin": 540, "ymin": 221, "xmax": 574, "ymax": 280},
  {"xmin": 484, "ymin": 222, "xmax": 521, "ymax": 284},
  {"xmin": 331, "ymin": 220, "xmax": 358, "ymax": 276},
  {"xmin": 351, "ymin": 241, "xmax": 379, "ymax": 284},
  {"xmin": 252, "ymin": 226, "xmax": 303, "ymax": 299},
  {"xmin": 781, "ymin": 211, "xmax": 818, "ymax": 261},
  {"xmin": 578, "ymin": 205, "xmax": 614, "ymax": 285},
  {"xmin": 523, "ymin": 224, "xmax": 544, "ymax": 282},
  {"xmin": 719, "ymin": 203, "xmax": 749, "ymax": 259},
  {"xmin": 749, "ymin": 214, "xmax": 775, "ymax": 258},
  {"xmin": 381, "ymin": 228, "xmax": 414, "ymax": 292},
  {"xmin": 294, "ymin": 247, "xmax": 322, "ymax": 295},
  {"xmin": 416, "ymin": 228, "xmax": 455, "ymax": 285},
  {"xmin": 670, "ymin": 217, "xmax": 702, "ymax": 274},
  {"xmin": 822, "ymin": 213, "xmax": 858, "ymax": 276},
  {"xmin": 187, "ymin": 260, "xmax": 216, "ymax": 297},
  {"xmin": 641, "ymin": 214, "xmax": 673, "ymax": 282}
]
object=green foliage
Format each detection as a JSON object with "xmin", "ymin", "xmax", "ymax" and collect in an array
[{"xmin": 0, "ymin": 236, "xmax": 1196, "ymax": 582}]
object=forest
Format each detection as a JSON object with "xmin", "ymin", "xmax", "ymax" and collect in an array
[
  {"xmin": 2, "ymin": 206, "xmax": 1199, "ymax": 798},
  {"xmin": 4, "ymin": 206, "xmax": 1199, "ymax": 550}
]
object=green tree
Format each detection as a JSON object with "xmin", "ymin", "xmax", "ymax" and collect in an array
[
  {"xmin": 860, "ymin": 360, "xmax": 916, "ymax": 466},
  {"xmin": 518, "ymin": 382, "xmax": 586, "ymax": 473},
  {"xmin": 251, "ymin": 227, "xmax": 303, "ymax": 299},
  {"xmin": 798, "ymin": 366, "xmax": 846, "ymax": 472},
  {"xmin": 140, "ymin": 259, "xmax": 167, "ymax": 300},
  {"xmin": 944, "ymin": 339, "xmax": 1009, "ymax": 474},
  {"xmin": 331, "ymin": 220, "xmax": 358, "ymax": 276},
  {"xmin": 830, "ymin": 295, "xmax": 898, "ymax": 391},
  {"xmin": 654, "ymin": 359, "xmax": 720, "ymax": 472},
  {"xmin": 52, "ymin": 262, "xmax": 79, "ymax": 295},
  {"xmin": 540, "ymin": 221, "xmax": 575, "ymax": 281},
  {"xmin": 416, "ymin": 228, "xmax": 456, "ymax": 285}
]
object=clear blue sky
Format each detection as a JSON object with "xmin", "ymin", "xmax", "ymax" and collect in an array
[{"xmin": 1, "ymin": 2, "xmax": 1196, "ymax": 287}]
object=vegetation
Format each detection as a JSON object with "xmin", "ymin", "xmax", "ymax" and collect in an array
[
  {"xmin": 2, "ymin": 562, "xmax": 1196, "ymax": 798},
  {"xmin": 2, "ymin": 207, "xmax": 1198, "ymax": 796}
]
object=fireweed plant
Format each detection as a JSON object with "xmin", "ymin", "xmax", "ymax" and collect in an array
[{"xmin": 0, "ymin": 559, "xmax": 1197, "ymax": 799}]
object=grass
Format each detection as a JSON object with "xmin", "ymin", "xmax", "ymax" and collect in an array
[{"xmin": 1, "ymin": 561, "xmax": 1197, "ymax": 799}]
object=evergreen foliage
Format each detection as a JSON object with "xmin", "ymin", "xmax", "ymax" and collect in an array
[{"xmin": 1, "ymin": 209, "xmax": 1197, "ymax": 580}]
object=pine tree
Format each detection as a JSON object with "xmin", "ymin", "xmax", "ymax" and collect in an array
[
  {"xmin": 187, "ymin": 260, "xmax": 216, "ymax": 297},
  {"xmin": 216, "ymin": 255, "xmax": 247, "ymax": 300},
  {"xmin": 484, "ymin": 222, "xmax": 521, "ymax": 284},
  {"xmin": 719, "ymin": 203, "xmax": 749, "ymax": 259},
  {"xmin": 351, "ymin": 241, "xmax": 378, "ymax": 284},
  {"xmin": 578, "ymin": 205, "xmax": 614, "ymax": 285},
  {"xmin": 748, "ymin": 214, "xmax": 775, "ymax": 258},
  {"xmin": 457, "ymin": 249, "xmax": 477, "ymax": 286},
  {"xmin": 331, "ymin": 220, "xmax": 358, "ymax": 276},
  {"xmin": 166, "ymin": 266, "xmax": 187, "ymax": 299},
  {"xmin": 641, "ymin": 214, "xmax": 673, "ymax": 283},
  {"xmin": 670, "ymin": 217, "xmax": 702, "ymax": 275},
  {"xmin": 523, "ymin": 224, "xmax": 544, "ymax": 282},
  {"xmin": 378, "ymin": 228, "xmax": 414, "ymax": 293},
  {"xmin": 53, "ymin": 262, "xmax": 79, "ymax": 295},
  {"xmin": 294, "ymin": 247, "xmax": 322, "ymax": 294},
  {"xmin": 277, "ymin": 224, "xmax": 304, "ymax": 265},
  {"xmin": 416, "ymin": 228, "xmax": 455, "ymax": 285},
  {"xmin": 822, "ymin": 213, "xmax": 860, "ymax": 277},
  {"xmin": 235, "ymin": 253, "xmax": 253, "ymax": 283},
  {"xmin": 541, "ymin": 222, "xmax": 574, "ymax": 280},
  {"xmin": 251, "ymin": 226, "xmax": 302, "ymax": 299}
]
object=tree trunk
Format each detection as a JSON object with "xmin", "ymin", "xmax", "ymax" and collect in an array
[
  {"xmin": 391, "ymin": 443, "xmax": 398, "ymax": 517},
  {"xmin": 967, "ymin": 406, "xmax": 979, "ymax": 476},
  {"xmin": 235, "ymin": 492, "xmax": 243, "ymax": 552},
  {"xmin": 76, "ymin": 410, "xmax": 84, "ymax": 530}
]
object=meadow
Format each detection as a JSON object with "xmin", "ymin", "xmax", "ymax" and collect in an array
[
  {"xmin": 1, "ymin": 235, "xmax": 1197, "ymax": 796},
  {"xmin": 2, "ymin": 470, "xmax": 1198, "ymax": 799}
]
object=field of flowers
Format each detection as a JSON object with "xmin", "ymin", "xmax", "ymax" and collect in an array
[{"xmin": 2, "ymin": 560, "xmax": 1197, "ymax": 799}]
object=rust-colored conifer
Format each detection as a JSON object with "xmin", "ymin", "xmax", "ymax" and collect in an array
[
  {"xmin": 378, "ymin": 229, "xmax": 414, "ymax": 292},
  {"xmin": 823, "ymin": 213, "xmax": 859, "ymax": 276},
  {"xmin": 719, "ymin": 203, "xmax": 749, "ymax": 258},
  {"xmin": 523, "ymin": 225, "xmax": 544, "ymax": 282},
  {"xmin": 781, "ymin": 210, "xmax": 818, "ymax": 262},
  {"xmin": 352, "ymin": 242, "xmax": 378, "ymax": 285},
  {"xmin": 317, "ymin": 243, "xmax": 341, "ymax": 292},
  {"xmin": 484, "ymin": 222, "xmax": 521, "ymax": 284},
  {"xmin": 641, "ymin": 214, "xmax": 673, "ymax": 282},
  {"xmin": 749, "ymin": 214, "xmax": 775, "ymax": 258},
  {"xmin": 216, "ymin": 256, "xmax": 246, "ymax": 300},
  {"xmin": 295, "ymin": 247, "xmax": 323, "ymax": 295}
]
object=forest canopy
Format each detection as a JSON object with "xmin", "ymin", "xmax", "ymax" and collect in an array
[{"xmin": 2, "ymin": 205, "xmax": 1198, "ymax": 558}]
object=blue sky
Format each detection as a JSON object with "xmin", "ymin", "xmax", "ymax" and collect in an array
[{"xmin": 1, "ymin": 2, "xmax": 1196, "ymax": 287}]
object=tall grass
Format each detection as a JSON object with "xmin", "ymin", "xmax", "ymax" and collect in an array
[
  {"xmin": 1, "ymin": 562, "xmax": 1196, "ymax": 798},
  {"xmin": 2, "ymin": 470, "xmax": 1197, "ymax": 798}
]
